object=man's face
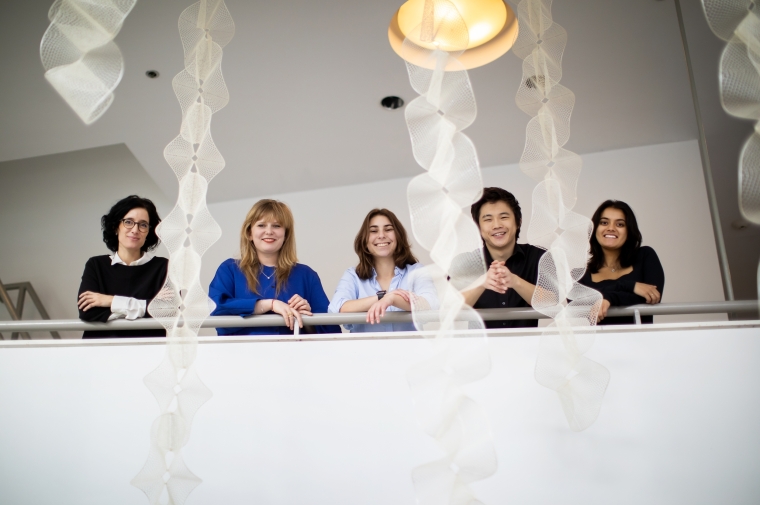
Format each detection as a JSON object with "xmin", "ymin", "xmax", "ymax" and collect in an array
[{"xmin": 478, "ymin": 200, "xmax": 518, "ymax": 251}]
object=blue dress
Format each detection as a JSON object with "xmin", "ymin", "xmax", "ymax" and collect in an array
[{"xmin": 209, "ymin": 258, "xmax": 340, "ymax": 335}]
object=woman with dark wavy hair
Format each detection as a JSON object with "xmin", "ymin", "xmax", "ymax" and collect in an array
[
  {"xmin": 580, "ymin": 200, "xmax": 664, "ymax": 325},
  {"xmin": 77, "ymin": 195, "xmax": 168, "ymax": 338},
  {"xmin": 328, "ymin": 208, "xmax": 436, "ymax": 332}
]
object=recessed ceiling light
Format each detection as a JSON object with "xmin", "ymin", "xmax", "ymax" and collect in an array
[
  {"xmin": 381, "ymin": 96, "xmax": 405, "ymax": 110},
  {"xmin": 145, "ymin": 70, "xmax": 159, "ymax": 78}
]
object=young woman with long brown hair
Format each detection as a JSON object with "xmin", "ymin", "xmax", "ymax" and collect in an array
[
  {"xmin": 328, "ymin": 208, "xmax": 436, "ymax": 332},
  {"xmin": 209, "ymin": 199, "xmax": 339, "ymax": 335}
]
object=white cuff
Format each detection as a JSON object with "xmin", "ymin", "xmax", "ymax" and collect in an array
[{"xmin": 110, "ymin": 296, "xmax": 146, "ymax": 320}]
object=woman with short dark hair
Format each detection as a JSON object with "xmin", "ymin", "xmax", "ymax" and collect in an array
[
  {"xmin": 580, "ymin": 200, "xmax": 664, "ymax": 325},
  {"xmin": 328, "ymin": 208, "xmax": 436, "ymax": 332},
  {"xmin": 77, "ymin": 195, "xmax": 168, "ymax": 338}
]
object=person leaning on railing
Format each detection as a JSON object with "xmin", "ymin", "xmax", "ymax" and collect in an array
[
  {"xmin": 580, "ymin": 200, "xmax": 665, "ymax": 325},
  {"xmin": 328, "ymin": 208, "xmax": 437, "ymax": 332},
  {"xmin": 460, "ymin": 187, "xmax": 543, "ymax": 328},
  {"xmin": 208, "ymin": 199, "xmax": 339, "ymax": 335},
  {"xmin": 77, "ymin": 195, "xmax": 168, "ymax": 338}
]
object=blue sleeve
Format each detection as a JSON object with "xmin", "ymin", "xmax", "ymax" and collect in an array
[
  {"xmin": 328, "ymin": 269, "xmax": 359, "ymax": 313},
  {"xmin": 209, "ymin": 260, "xmax": 260, "ymax": 316},
  {"xmin": 304, "ymin": 267, "xmax": 341, "ymax": 334}
]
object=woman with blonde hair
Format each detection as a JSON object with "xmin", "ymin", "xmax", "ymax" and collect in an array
[
  {"xmin": 209, "ymin": 199, "xmax": 339, "ymax": 335},
  {"xmin": 328, "ymin": 208, "xmax": 436, "ymax": 332}
]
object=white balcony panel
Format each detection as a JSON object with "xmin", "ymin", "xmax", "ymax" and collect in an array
[{"xmin": 0, "ymin": 322, "xmax": 758, "ymax": 505}]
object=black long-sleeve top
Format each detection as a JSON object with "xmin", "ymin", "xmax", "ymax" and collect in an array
[
  {"xmin": 579, "ymin": 246, "xmax": 665, "ymax": 325},
  {"xmin": 77, "ymin": 255, "xmax": 168, "ymax": 338}
]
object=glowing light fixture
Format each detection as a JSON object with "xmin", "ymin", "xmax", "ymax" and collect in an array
[{"xmin": 389, "ymin": 0, "xmax": 518, "ymax": 69}]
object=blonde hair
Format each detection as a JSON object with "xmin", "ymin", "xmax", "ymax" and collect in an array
[{"xmin": 239, "ymin": 199, "xmax": 297, "ymax": 295}]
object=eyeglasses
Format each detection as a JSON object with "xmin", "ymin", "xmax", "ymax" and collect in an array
[{"xmin": 121, "ymin": 219, "xmax": 150, "ymax": 233}]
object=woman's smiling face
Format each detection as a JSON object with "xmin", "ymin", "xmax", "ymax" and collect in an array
[
  {"xmin": 596, "ymin": 207, "xmax": 628, "ymax": 250},
  {"xmin": 117, "ymin": 207, "xmax": 150, "ymax": 253},
  {"xmin": 366, "ymin": 214, "xmax": 397, "ymax": 259},
  {"xmin": 250, "ymin": 215, "xmax": 286, "ymax": 255}
]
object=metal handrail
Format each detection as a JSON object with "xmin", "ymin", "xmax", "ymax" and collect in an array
[
  {"xmin": 0, "ymin": 279, "xmax": 61, "ymax": 339},
  {"xmin": 0, "ymin": 300, "xmax": 756, "ymax": 334}
]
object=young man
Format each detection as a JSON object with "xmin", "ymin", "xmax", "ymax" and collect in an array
[{"xmin": 462, "ymin": 187, "xmax": 545, "ymax": 328}]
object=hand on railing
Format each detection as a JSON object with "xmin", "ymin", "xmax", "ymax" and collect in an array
[
  {"xmin": 597, "ymin": 299, "xmax": 611, "ymax": 323},
  {"xmin": 270, "ymin": 299, "xmax": 303, "ymax": 331},
  {"xmin": 288, "ymin": 295, "xmax": 312, "ymax": 316},
  {"xmin": 366, "ymin": 289, "xmax": 411, "ymax": 324},
  {"xmin": 634, "ymin": 283, "xmax": 661, "ymax": 304},
  {"xmin": 78, "ymin": 292, "xmax": 114, "ymax": 312}
]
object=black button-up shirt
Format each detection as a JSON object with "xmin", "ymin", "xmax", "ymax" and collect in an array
[{"xmin": 473, "ymin": 243, "xmax": 545, "ymax": 328}]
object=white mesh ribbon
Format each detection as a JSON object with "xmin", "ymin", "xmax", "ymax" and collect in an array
[
  {"xmin": 401, "ymin": 2, "xmax": 497, "ymax": 503},
  {"xmin": 701, "ymin": 0, "xmax": 760, "ymax": 225},
  {"xmin": 40, "ymin": 0, "xmax": 137, "ymax": 124},
  {"xmin": 514, "ymin": 0, "xmax": 608, "ymax": 432},
  {"xmin": 131, "ymin": 2, "xmax": 233, "ymax": 504},
  {"xmin": 701, "ymin": 0, "xmax": 760, "ymax": 303}
]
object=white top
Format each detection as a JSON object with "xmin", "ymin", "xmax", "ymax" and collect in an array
[
  {"xmin": 107, "ymin": 252, "xmax": 153, "ymax": 321},
  {"xmin": 328, "ymin": 263, "xmax": 437, "ymax": 332}
]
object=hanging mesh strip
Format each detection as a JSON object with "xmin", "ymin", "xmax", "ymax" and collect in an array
[
  {"xmin": 701, "ymin": 0, "xmax": 760, "ymax": 225},
  {"xmin": 402, "ymin": 2, "xmax": 497, "ymax": 504},
  {"xmin": 131, "ymin": 2, "xmax": 234, "ymax": 504},
  {"xmin": 514, "ymin": 0, "xmax": 609, "ymax": 432},
  {"xmin": 40, "ymin": 0, "xmax": 137, "ymax": 124}
]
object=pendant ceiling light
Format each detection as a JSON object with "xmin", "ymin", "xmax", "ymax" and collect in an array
[{"xmin": 388, "ymin": 0, "xmax": 518, "ymax": 69}]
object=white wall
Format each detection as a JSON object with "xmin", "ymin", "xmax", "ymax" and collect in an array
[
  {"xmin": 0, "ymin": 140, "xmax": 727, "ymax": 338},
  {"xmin": 204, "ymin": 140, "xmax": 726, "ymax": 324},
  {"xmin": 0, "ymin": 145, "xmax": 172, "ymax": 339}
]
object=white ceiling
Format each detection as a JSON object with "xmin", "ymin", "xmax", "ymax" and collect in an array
[{"xmin": 0, "ymin": 0, "xmax": 697, "ymax": 203}]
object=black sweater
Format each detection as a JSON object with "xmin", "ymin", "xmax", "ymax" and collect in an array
[
  {"xmin": 77, "ymin": 255, "xmax": 168, "ymax": 338},
  {"xmin": 579, "ymin": 246, "xmax": 665, "ymax": 325}
]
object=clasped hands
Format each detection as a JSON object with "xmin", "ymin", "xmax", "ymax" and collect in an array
[{"xmin": 483, "ymin": 260, "xmax": 516, "ymax": 294}]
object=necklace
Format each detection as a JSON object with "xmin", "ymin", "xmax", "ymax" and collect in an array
[
  {"xmin": 261, "ymin": 266, "xmax": 276, "ymax": 280},
  {"xmin": 604, "ymin": 263, "xmax": 619, "ymax": 273}
]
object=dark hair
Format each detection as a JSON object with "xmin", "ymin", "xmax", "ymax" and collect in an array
[
  {"xmin": 470, "ymin": 187, "xmax": 523, "ymax": 241},
  {"xmin": 588, "ymin": 200, "xmax": 642, "ymax": 273},
  {"xmin": 354, "ymin": 209, "xmax": 418, "ymax": 280},
  {"xmin": 101, "ymin": 195, "xmax": 162, "ymax": 253}
]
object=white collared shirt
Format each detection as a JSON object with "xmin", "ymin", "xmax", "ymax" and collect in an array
[{"xmin": 108, "ymin": 252, "xmax": 154, "ymax": 321}]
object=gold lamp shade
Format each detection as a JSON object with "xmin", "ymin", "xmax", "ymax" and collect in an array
[{"xmin": 388, "ymin": 0, "xmax": 519, "ymax": 70}]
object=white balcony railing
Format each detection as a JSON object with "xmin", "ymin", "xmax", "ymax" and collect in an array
[{"xmin": 0, "ymin": 300, "xmax": 756, "ymax": 338}]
